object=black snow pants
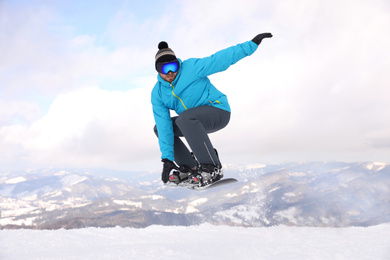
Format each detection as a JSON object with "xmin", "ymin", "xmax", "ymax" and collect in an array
[{"xmin": 154, "ymin": 106, "xmax": 230, "ymax": 169}]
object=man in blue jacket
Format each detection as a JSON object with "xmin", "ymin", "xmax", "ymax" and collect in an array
[{"xmin": 152, "ymin": 33, "xmax": 272, "ymax": 184}]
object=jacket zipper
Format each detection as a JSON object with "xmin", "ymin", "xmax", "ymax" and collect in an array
[{"xmin": 170, "ymin": 83, "xmax": 187, "ymax": 110}]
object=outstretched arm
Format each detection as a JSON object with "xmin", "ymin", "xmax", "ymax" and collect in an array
[{"xmin": 191, "ymin": 33, "xmax": 273, "ymax": 78}]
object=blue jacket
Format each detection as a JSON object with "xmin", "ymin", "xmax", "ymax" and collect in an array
[{"xmin": 151, "ymin": 40, "xmax": 258, "ymax": 161}]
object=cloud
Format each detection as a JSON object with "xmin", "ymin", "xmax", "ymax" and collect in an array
[
  {"xmin": 0, "ymin": 100, "xmax": 41, "ymax": 126},
  {"xmin": 206, "ymin": 0, "xmax": 390, "ymax": 164},
  {"xmin": 0, "ymin": 86, "xmax": 160, "ymax": 170},
  {"xmin": 0, "ymin": 1, "xmax": 155, "ymax": 100}
]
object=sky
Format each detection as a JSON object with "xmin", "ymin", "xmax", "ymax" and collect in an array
[{"xmin": 1, "ymin": 0, "xmax": 390, "ymax": 172}]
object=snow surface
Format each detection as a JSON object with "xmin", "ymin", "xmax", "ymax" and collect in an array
[{"xmin": 1, "ymin": 223, "xmax": 390, "ymax": 260}]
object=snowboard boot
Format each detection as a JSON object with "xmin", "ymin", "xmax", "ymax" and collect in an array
[
  {"xmin": 169, "ymin": 165, "xmax": 194, "ymax": 184},
  {"xmin": 203, "ymin": 148, "xmax": 224, "ymax": 181},
  {"xmin": 190, "ymin": 149, "xmax": 224, "ymax": 185}
]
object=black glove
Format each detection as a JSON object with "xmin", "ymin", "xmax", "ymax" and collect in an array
[
  {"xmin": 252, "ymin": 33, "xmax": 273, "ymax": 45},
  {"xmin": 161, "ymin": 159, "xmax": 178, "ymax": 183}
]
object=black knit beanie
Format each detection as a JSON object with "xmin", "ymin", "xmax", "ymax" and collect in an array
[{"xmin": 155, "ymin": 41, "xmax": 177, "ymax": 70}]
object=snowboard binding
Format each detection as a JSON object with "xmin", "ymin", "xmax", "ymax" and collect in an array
[
  {"xmin": 166, "ymin": 165, "xmax": 235, "ymax": 191},
  {"xmin": 170, "ymin": 164, "xmax": 223, "ymax": 188},
  {"xmin": 169, "ymin": 149, "xmax": 223, "ymax": 188}
]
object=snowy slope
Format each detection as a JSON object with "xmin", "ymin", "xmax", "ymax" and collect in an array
[{"xmin": 1, "ymin": 223, "xmax": 390, "ymax": 260}]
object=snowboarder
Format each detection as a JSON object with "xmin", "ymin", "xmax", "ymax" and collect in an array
[{"xmin": 152, "ymin": 33, "xmax": 272, "ymax": 185}]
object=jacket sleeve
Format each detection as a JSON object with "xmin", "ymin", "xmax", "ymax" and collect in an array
[
  {"xmin": 151, "ymin": 85, "xmax": 175, "ymax": 162},
  {"xmin": 190, "ymin": 40, "xmax": 258, "ymax": 78}
]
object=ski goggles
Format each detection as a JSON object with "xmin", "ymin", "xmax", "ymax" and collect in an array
[{"xmin": 156, "ymin": 60, "xmax": 180, "ymax": 74}]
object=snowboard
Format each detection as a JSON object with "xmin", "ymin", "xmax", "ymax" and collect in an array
[{"xmin": 165, "ymin": 178, "xmax": 238, "ymax": 191}]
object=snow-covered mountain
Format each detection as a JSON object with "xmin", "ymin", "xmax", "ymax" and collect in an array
[{"xmin": 1, "ymin": 162, "xmax": 389, "ymax": 229}]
